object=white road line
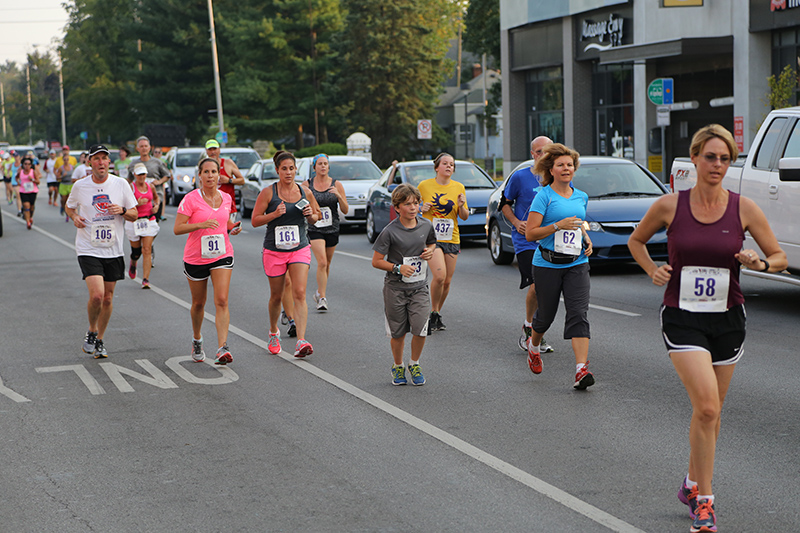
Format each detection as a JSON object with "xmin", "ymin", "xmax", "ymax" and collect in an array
[{"xmin": 28, "ymin": 218, "xmax": 646, "ymax": 533}]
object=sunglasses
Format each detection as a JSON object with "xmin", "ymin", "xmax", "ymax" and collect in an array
[{"xmin": 702, "ymin": 154, "xmax": 731, "ymax": 164}]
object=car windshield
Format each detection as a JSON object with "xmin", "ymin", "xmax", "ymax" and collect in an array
[
  {"xmin": 403, "ymin": 164, "xmax": 495, "ymax": 188},
  {"xmin": 313, "ymin": 160, "xmax": 381, "ymax": 181},
  {"xmin": 261, "ymin": 162, "xmax": 277, "ymax": 180},
  {"xmin": 224, "ymin": 151, "xmax": 259, "ymax": 170},
  {"xmin": 176, "ymin": 152, "xmax": 203, "ymax": 167},
  {"xmin": 572, "ymin": 163, "xmax": 664, "ymax": 198}
]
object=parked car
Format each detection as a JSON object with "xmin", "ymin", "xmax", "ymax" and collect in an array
[
  {"xmin": 296, "ymin": 155, "xmax": 382, "ymax": 225},
  {"xmin": 240, "ymin": 159, "xmax": 279, "ymax": 217},
  {"xmin": 221, "ymin": 147, "xmax": 260, "ymax": 212},
  {"xmin": 365, "ymin": 159, "xmax": 498, "ymax": 243},
  {"xmin": 164, "ymin": 147, "xmax": 204, "ymax": 205},
  {"xmin": 486, "ymin": 156, "xmax": 669, "ymax": 264}
]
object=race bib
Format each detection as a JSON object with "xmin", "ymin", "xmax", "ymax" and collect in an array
[
  {"xmin": 315, "ymin": 207, "xmax": 333, "ymax": 228},
  {"xmin": 201, "ymin": 234, "xmax": 226, "ymax": 259},
  {"xmin": 90, "ymin": 223, "xmax": 115, "ymax": 248},
  {"xmin": 402, "ymin": 256, "xmax": 426, "ymax": 284},
  {"xmin": 554, "ymin": 229, "xmax": 581, "ymax": 255},
  {"xmin": 679, "ymin": 266, "xmax": 730, "ymax": 313},
  {"xmin": 433, "ymin": 218, "xmax": 454, "ymax": 241},
  {"xmin": 275, "ymin": 225, "xmax": 300, "ymax": 250},
  {"xmin": 22, "ymin": 181, "xmax": 34, "ymax": 193},
  {"xmin": 133, "ymin": 219, "xmax": 151, "ymax": 236}
]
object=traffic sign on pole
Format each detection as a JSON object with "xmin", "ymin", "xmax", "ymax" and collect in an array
[
  {"xmin": 648, "ymin": 78, "xmax": 674, "ymax": 105},
  {"xmin": 417, "ymin": 119, "xmax": 432, "ymax": 140}
]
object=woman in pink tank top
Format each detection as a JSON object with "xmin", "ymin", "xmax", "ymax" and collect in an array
[
  {"xmin": 628, "ymin": 125, "xmax": 787, "ymax": 532},
  {"xmin": 17, "ymin": 157, "xmax": 41, "ymax": 229}
]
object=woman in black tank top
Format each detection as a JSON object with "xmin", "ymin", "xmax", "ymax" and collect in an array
[
  {"xmin": 304, "ymin": 154, "xmax": 349, "ymax": 312},
  {"xmin": 629, "ymin": 125, "xmax": 786, "ymax": 531},
  {"xmin": 252, "ymin": 151, "xmax": 321, "ymax": 358}
]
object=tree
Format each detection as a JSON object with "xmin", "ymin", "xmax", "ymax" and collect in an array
[
  {"xmin": 333, "ymin": 0, "xmax": 459, "ymax": 167},
  {"xmin": 766, "ymin": 64, "xmax": 798, "ymax": 110},
  {"xmin": 462, "ymin": 0, "xmax": 499, "ymax": 62}
]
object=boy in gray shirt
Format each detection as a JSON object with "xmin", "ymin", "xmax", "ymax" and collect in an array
[{"xmin": 372, "ymin": 184, "xmax": 437, "ymax": 386}]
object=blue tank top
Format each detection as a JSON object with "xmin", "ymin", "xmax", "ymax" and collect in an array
[
  {"xmin": 663, "ymin": 189, "xmax": 745, "ymax": 310},
  {"xmin": 262, "ymin": 183, "xmax": 310, "ymax": 252}
]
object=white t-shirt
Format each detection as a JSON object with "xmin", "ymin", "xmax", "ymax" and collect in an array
[
  {"xmin": 72, "ymin": 164, "xmax": 92, "ymax": 182},
  {"xmin": 66, "ymin": 174, "xmax": 137, "ymax": 258},
  {"xmin": 43, "ymin": 158, "xmax": 58, "ymax": 183}
]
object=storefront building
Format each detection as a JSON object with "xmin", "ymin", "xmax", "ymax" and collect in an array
[{"xmin": 500, "ymin": 0, "xmax": 798, "ymax": 177}]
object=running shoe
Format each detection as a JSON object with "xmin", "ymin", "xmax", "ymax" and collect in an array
[
  {"xmin": 82, "ymin": 331, "xmax": 98, "ymax": 354},
  {"xmin": 287, "ymin": 320, "xmax": 297, "ymax": 337},
  {"xmin": 407, "ymin": 363, "xmax": 426, "ymax": 386},
  {"xmin": 317, "ymin": 297, "xmax": 328, "ymax": 311},
  {"xmin": 427, "ymin": 312, "xmax": 435, "ymax": 335},
  {"xmin": 519, "ymin": 325, "xmax": 533, "ymax": 351},
  {"xmin": 690, "ymin": 499, "xmax": 716, "ymax": 533},
  {"xmin": 267, "ymin": 332, "xmax": 281, "ymax": 355},
  {"xmin": 26, "ymin": 220, "xmax": 32, "ymax": 230},
  {"xmin": 294, "ymin": 339, "xmax": 313, "ymax": 358},
  {"xmin": 313, "ymin": 290, "xmax": 320, "ymax": 306},
  {"xmin": 391, "ymin": 365, "xmax": 407, "ymax": 386},
  {"xmin": 128, "ymin": 262, "xmax": 137, "ymax": 280},
  {"xmin": 574, "ymin": 362, "xmax": 595, "ymax": 390},
  {"xmin": 540, "ymin": 338, "xmax": 554, "ymax": 353},
  {"xmin": 280, "ymin": 310, "xmax": 290, "ymax": 326},
  {"xmin": 141, "ymin": 278, "xmax": 151, "ymax": 289},
  {"xmin": 93, "ymin": 339, "xmax": 108, "ymax": 359},
  {"xmin": 17, "ymin": 211, "xmax": 22, "ymax": 217},
  {"xmin": 191, "ymin": 339, "xmax": 206, "ymax": 362},
  {"xmin": 214, "ymin": 344, "xmax": 233, "ymax": 365},
  {"xmin": 435, "ymin": 312, "xmax": 446, "ymax": 331},
  {"xmin": 679, "ymin": 479, "xmax": 700, "ymax": 519},
  {"xmin": 527, "ymin": 343, "xmax": 543, "ymax": 374}
]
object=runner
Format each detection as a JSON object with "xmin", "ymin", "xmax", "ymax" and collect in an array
[
  {"xmin": 418, "ymin": 152, "xmax": 468, "ymax": 333},
  {"xmin": 204, "ymin": 139, "xmax": 245, "ymax": 223},
  {"xmin": 2, "ymin": 151, "xmax": 13, "ymax": 205},
  {"xmin": 10, "ymin": 152, "xmax": 23, "ymax": 216},
  {"xmin": 114, "ymin": 145, "xmax": 133, "ymax": 180},
  {"xmin": 371, "ymin": 183, "xmax": 437, "ymax": 386},
  {"xmin": 173, "ymin": 157, "xmax": 243, "ymax": 365},
  {"xmin": 43, "ymin": 149, "xmax": 59, "ymax": 205},
  {"xmin": 628, "ymin": 124, "xmax": 787, "ymax": 533},
  {"xmin": 524, "ymin": 143, "xmax": 595, "ymax": 388},
  {"xmin": 64, "ymin": 145, "xmax": 139, "ymax": 359},
  {"xmin": 251, "ymin": 150, "xmax": 320, "ymax": 358},
  {"xmin": 16, "ymin": 156, "xmax": 41, "ymax": 230},
  {"xmin": 500, "ymin": 136, "xmax": 554, "ymax": 354},
  {"xmin": 127, "ymin": 136, "xmax": 170, "ymax": 222},
  {"xmin": 125, "ymin": 163, "xmax": 160, "ymax": 289},
  {"xmin": 56, "ymin": 150, "xmax": 76, "ymax": 221},
  {"xmin": 303, "ymin": 153, "xmax": 349, "ymax": 311}
]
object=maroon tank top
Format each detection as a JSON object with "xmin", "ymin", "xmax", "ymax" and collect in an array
[{"xmin": 663, "ymin": 189, "xmax": 745, "ymax": 310}]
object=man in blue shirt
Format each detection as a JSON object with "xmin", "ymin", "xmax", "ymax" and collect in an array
[{"xmin": 500, "ymin": 136, "xmax": 554, "ymax": 353}]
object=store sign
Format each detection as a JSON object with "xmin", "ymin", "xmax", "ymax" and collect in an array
[
  {"xmin": 771, "ymin": 0, "xmax": 800, "ymax": 11},
  {"xmin": 581, "ymin": 13, "xmax": 625, "ymax": 52},
  {"xmin": 663, "ymin": 0, "xmax": 703, "ymax": 6}
]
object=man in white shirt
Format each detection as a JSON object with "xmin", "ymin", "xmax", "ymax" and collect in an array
[{"xmin": 65, "ymin": 144, "xmax": 138, "ymax": 358}]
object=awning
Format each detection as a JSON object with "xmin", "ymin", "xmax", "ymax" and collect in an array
[{"xmin": 597, "ymin": 36, "xmax": 733, "ymax": 65}]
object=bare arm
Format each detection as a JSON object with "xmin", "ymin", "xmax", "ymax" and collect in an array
[
  {"xmin": 734, "ymin": 196, "xmax": 787, "ymax": 272},
  {"xmin": 628, "ymin": 194, "xmax": 677, "ymax": 285}
]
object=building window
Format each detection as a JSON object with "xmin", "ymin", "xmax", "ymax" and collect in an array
[
  {"xmin": 593, "ymin": 63, "xmax": 634, "ymax": 158},
  {"xmin": 772, "ymin": 29, "xmax": 799, "ymax": 106},
  {"xmin": 525, "ymin": 67, "xmax": 564, "ymax": 144}
]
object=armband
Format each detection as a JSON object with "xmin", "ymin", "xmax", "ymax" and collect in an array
[
  {"xmin": 498, "ymin": 192, "xmax": 512, "ymax": 209},
  {"xmin": 760, "ymin": 259, "xmax": 770, "ymax": 272}
]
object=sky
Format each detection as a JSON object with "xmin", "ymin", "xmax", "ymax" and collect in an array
[{"xmin": 0, "ymin": 1, "xmax": 70, "ymax": 66}]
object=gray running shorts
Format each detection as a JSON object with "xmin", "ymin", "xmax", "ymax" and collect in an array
[{"xmin": 383, "ymin": 284, "xmax": 431, "ymax": 338}]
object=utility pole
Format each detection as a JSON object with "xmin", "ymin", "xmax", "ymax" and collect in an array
[
  {"xmin": 1, "ymin": 81, "xmax": 6, "ymax": 138},
  {"xmin": 59, "ymin": 51, "xmax": 66, "ymax": 145},
  {"xmin": 27, "ymin": 64, "xmax": 32, "ymax": 145},
  {"xmin": 207, "ymin": 0, "xmax": 224, "ymax": 139}
]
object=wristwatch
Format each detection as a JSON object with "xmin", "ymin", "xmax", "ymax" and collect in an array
[
  {"xmin": 392, "ymin": 264, "xmax": 401, "ymax": 275},
  {"xmin": 121, "ymin": 207, "xmax": 127, "ymax": 216},
  {"xmin": 553, "ymin": 223, "xmax": 559, "ymax": 231}
]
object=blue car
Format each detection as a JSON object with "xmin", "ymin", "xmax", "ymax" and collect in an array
[
  {"xmin": 366, "ymin": 160, "xmax": 498, "ymax": 243},
  {"xmin": 486, "ymin": 156, "xmax": 669, "ymax": 264}
]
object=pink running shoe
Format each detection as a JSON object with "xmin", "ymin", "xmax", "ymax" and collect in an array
[
  {"xmin": 267, "ymin": 332, "xmax": 281, "ymax": 355},
  {"xmin": 294, "ymin": 339, "xmax": 313, "ymax": 358}
]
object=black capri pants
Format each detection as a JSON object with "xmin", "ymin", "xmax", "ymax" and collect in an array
[{"xmin": 532, "ymin": 262, "xmax": 591, "ymax": 339}]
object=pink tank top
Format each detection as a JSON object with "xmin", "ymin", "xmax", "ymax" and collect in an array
[
  {"xmin": 19, "ymin": 168, "xmax": 38, "ymax": 194},
  {"xmin": 133, "ymin": 182, "xmax": 155, "ymax": 219},
  {"xmin": 663, "ymin": 189, "xmax": 745, "ymax": 310}
]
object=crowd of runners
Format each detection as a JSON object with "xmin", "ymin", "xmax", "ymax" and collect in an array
[{"xmin": 2, "ymin": 123, "xmax": 788, "ymax": 533}]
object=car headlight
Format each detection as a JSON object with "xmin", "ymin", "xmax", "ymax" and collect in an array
[{"xmin": 587, "ymin": 221, "xmax": 604, "ymax": 232}]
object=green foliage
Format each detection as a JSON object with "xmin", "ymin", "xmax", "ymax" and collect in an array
[
  {"xmin": 1, "ymin": 53, "xmax": 63, "ymax": 144},
  {"xmin": 766, "ymin": 64, "xmax": 798, "ymax": 110},
  {"xmin": 463, "ymin": 0, "xmax": 500, "ymax": 62},
  {"xmin": 294, "ymin": 142, "xmax": 347, "ymax": 158},
  {"xmin": 332, "ymin": 0, "xmax": 460, "ymax": 167}
]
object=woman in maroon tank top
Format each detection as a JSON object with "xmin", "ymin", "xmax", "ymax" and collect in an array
[{"xmin": 628, "ymin": 124, "xmax": 786, "ymax": 532}]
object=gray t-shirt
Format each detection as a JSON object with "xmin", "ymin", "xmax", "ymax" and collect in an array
[
  {"xmin": 373, "ymin": 217, "xmax": 437, "ymax": 289},
  {"xmin": 127, "ymin": 157, "xmax": 170, "ymax": 192}
]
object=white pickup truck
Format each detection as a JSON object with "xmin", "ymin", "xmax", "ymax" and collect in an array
[{"xmin": 669, "ymin": 107, "xmax": 800, "ymax": 286}]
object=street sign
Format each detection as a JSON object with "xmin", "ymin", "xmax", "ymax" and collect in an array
[
  {"xmin": 657, "ymin": 105, "xmax": 671, "ymax": 126},
  {"xmin": 648, "ymin": 78, "xmax": 674, "ymax": 105},
  {"xmin": 215, "ymin": 131, "xmax": 228, "ymax": 144},
  {"xmin": 417, "ymin": 119, "xmax": 432, "ymax": 140},
  {"xmin": 80, "ymin": 131, "xmax": 88, "ymax": 140},
  {"xmin": 667, "ymin": 100, "xmax": 699, "ymax": 111}
]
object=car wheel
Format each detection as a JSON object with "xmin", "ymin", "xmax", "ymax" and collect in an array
[
  {"xmin": 489, "ymin": 221, "xmax": 514, "ymax": 265},
  {"xmin": 366, "ymin": 209, "xmax": 378, "ymax": 243}
]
